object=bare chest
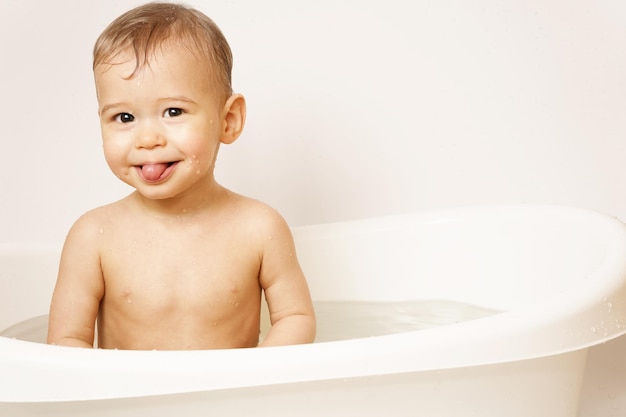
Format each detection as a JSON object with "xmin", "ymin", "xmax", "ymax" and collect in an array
[{"xmin": 98, "ymin": 223, "xmax": 261, "ymax": 314}]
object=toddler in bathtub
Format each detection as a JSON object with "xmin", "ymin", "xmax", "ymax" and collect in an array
[{"xmin": 47, "ymin": 2, "xmax": 316, "ymax": 350}]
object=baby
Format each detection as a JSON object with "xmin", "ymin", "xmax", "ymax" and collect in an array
[{"xmin": 47, "ymin": 2, "xmax": 316, "ymax": 350}]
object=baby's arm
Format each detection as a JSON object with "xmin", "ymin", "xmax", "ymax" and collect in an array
[
  {"xmin": 47, "ymin": 213, "xmax": 104, "ymax": 348},
  {"xmin": 257, "ymin": 210, "xmax": 316, "ymax": 347}
]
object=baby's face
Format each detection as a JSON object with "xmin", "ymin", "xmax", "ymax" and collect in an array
[{"xmin": 94, "ymin": 46, "xmax": 227, "ymax": 200}]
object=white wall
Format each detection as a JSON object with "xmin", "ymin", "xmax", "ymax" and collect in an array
[{"xmin": 1, "ymin": 0, "xmax": 625, "ymax": 244}]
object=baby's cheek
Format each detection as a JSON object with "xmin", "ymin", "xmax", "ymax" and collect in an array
[
  {"xmin": 186, "ymin": 154, "xmax": 211, "ymax": 175},
  {"xmin": 103, "ymin": 153, "xmax": 131, "ymax": 180}
]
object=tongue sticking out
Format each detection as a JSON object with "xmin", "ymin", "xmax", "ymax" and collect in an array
[{"xmin": 141, "ymin": 163, "xmax": 170, "ymax": 182}]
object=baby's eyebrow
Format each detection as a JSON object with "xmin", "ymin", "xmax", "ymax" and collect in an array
[
  {"xmin": 99, "ymin": 102, "xmax": 128, "ymax": 116},
  {"xmin": 98, "ymin": 97, "xmax": 196, "ymax": 116},
  {"xmin": 159, "ymin": 96, "xmax": 196, "ymax": 105}
]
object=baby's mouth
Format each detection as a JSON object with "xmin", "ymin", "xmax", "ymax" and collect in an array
[{"xmin": 137, "ymin": 162, "xmax": 177, "ymax": 182}]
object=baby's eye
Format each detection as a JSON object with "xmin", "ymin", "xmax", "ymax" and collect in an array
[
  {"xmin": 164, "ymin": 108, "xmax": 184, "ymax": 118},
  {"xmin": 115, "ymin": 113, "xmax": 134, "ymax": 123}
]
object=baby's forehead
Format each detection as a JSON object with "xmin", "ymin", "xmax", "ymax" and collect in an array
[
  {"xmin": 96, "ymin": 42, "xmax": 212, "ymax": 77},
  {"xmin": 94, "ymin": 37, "xmax": 230, "ymax": 101},
  {"xmin": 93, "ymin": 46, "xmax": 226, "ymax": 105}
]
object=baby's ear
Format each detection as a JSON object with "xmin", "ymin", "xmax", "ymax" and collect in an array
[{"xmin": 220, "ymin": 94, "xmax": 246, "ymax": 144}]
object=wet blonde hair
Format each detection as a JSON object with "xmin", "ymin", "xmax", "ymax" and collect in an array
[{"xmin": 93, "ymin": 2, "xmax": 233, "ymax": 100}]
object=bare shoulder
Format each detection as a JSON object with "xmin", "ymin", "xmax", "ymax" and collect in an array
[
  {"xmin": 64, "ymin": 198, "xmax": 134, "ymax": 247},
  {"xmin": 226, "ymin": 193, "xmax": 300, "ymax": 271},
  {"xmin": 65, "ymin": 207, "xmax": 107, "ymax": 242},
  {"xmin": 227, "ymin": 192, "xmax": 292, "ymax": 236}
]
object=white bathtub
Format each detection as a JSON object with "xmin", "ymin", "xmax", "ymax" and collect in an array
[{"xmin": 1, "ymin": 204, "xmax": 626, "ymax": 417}]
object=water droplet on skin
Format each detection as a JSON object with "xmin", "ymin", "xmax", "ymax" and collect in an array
[
  {"xmin": 195, "ymin": 169, "xmax": 201, "ymax": 175},
  {"xmin": 127, "ymin": 299, "xmax": 132, "ymax": 304},
  {"xmin": 99, "ymin": 228, "xmax": 104, "ymax": 234},
  {"xmin": 591, "ymin": 327, "xmax": 597, "ymax": 333}
]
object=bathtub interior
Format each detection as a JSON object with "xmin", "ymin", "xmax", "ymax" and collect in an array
[{"xmin": 295, "ymin": 207, "xmax": 611, "ymax": 311}]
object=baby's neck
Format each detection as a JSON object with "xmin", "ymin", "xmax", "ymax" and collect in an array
[{"xmin": 131, "ymin": 183, "xmax": 230, "ymax": 220}]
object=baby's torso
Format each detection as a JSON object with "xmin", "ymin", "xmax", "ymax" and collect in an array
[{"xmin": 94, "ymin": 200, "xmax": 263, "ymax": 350}]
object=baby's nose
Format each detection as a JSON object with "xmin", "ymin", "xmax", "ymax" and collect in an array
[{"xmin": 135, "ymin": 123, "xmax": 166, "ymax": 149}]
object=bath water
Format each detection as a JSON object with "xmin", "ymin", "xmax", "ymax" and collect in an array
[
  {"xmin": 1, "ymin": 314, "xmax": 48, "ymax": 344},
  {"xmin": 313, "ymin": 300, "xmax": 498, "ymax": 342},
  {"xmin": 1, "ymin": 300, "xmax": 498, "ymax": 345}
]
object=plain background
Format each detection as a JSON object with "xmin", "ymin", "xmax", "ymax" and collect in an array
[{"xmin": 1, "ymin": 0, "xmax": 625, "ymax": 244}]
